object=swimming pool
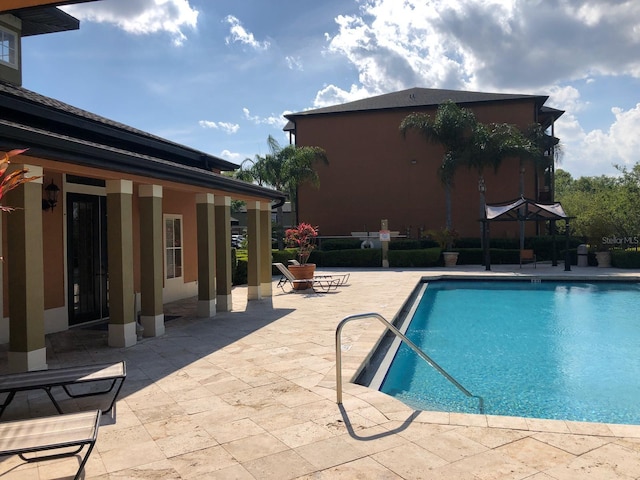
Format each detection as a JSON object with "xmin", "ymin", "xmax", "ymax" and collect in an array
[{"xmin": 373, "ymin": 280, "xmax": 640, "ymax": 425}]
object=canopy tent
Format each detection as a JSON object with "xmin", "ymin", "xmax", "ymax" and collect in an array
[{"xmin": 482, "ymin": 197, "xmax": 572, "ymax": 271}]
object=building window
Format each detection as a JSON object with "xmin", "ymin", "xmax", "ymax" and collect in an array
[
  {"xmin": 164, "ymin": 215, "xmax": 183, "ymax": 279},
  {"xmin": 0, "ymin": 27, "xmax": 18, "ymax": 69}
]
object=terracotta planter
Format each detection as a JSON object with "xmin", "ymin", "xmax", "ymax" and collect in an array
[
  {"xmin": 443, "ymin": 251, "xmax": 459, "ymax": 267},
  {"xmin": 288, "ymin": 263, "xmax": 316, "ymax": 290}
]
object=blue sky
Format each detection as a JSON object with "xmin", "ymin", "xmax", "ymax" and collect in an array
[{"xmin": 20, "ymin": 0, "xmax": 640, "ymax": 178}]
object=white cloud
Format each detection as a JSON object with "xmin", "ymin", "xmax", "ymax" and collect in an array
[
  {"xmin": 219, "ymin": 149, "xmax": 244, "ymax": 163},
  {"xmin": 199, "ymin": 120, "xmax": 240, "ymax": 135},
  {"xmin": 224, "ymin": 15, "xmax": 270, "ymax": 50},
  {"xmin": 321, "ymin": 0, "xmax": 640, "ymax": 96},
  {"xmin": 62, "ymin": 0, "xmax": 199, "ymax": 46},
  {"xmin": 242, "ymin": 108, "xmax": 289, "ymax": 129},
  {"xmin": 286, "ymin": 56, "xmax": 303, "ymax": 71}
]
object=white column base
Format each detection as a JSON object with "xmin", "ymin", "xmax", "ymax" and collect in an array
[
  {"xmin": 8, "ymin": 348, "xmax": 47, "ymax": 372},
  {"xmin": 248, "ymin": 286, "xmax": 262, "ymax": 300},
  {"xmin": 141, "ymin": 314, "xmax": 165, "ymax": 337},
  {"xmin": 197, "ymin": 299, "xmax": 216, "ymax": 318},
  {"xmin": 260, "ymin": 282, "xmax": 272, "ymax": 298},
  {"xmin": 108, "ymin": 322, "xmax": 137, "ymax": 348},
  {"xmin": 216, "ymin": 294, "xmax": 232, "ymax": 312}
]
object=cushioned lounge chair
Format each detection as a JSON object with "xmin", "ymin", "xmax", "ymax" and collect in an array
[{"xmin": 273, "ymin": 262, "xmax": 340, "ymax": 293}]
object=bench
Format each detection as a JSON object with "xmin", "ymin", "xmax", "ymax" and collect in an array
[
  {"xmin": 0, "ymin": 361, "xmax": 126, "ymax": 419},
  {"xmin": 520, "ymin": 249, "xmax": 537, "ymax": 268},
  {"xmin": 0, "ymin": 409, "xmax": 100, "ymax": 480}
]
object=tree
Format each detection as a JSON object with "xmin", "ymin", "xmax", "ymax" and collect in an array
[
  {"xmin": 400, "ymin": 101, "xmax": 477, "ymax": 238},
  {"xmin": 555, "ymin": 164, "xmax": 640, "ymax": 250},
  {"xmin": 234, "ymin": 135, "xmax": 328, "ymax": 248},
  {"xmin": 400, "ymin": 101, "xmax": 535, "ymax": 247}
]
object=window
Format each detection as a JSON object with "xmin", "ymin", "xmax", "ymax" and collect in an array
[
  {"xmin": 0, "ymin": 27, "xmax": 17, "ymax": 68},
  {"xmin": 164, "ymin": 215, "xmax": 183, "ymax": 279}
]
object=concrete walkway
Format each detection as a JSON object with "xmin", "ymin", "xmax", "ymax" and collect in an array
[{"xmin": 1, "ymin": 265, "xmax": 640, "ymax": 479}]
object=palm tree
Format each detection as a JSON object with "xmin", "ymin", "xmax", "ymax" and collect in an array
[
  {"xmin": 234, "ymin": 135, "xmax": 328, "ymax": 248},
  {"xmin": 400, "ymin": 100, "xmax": 477, "ymax": 244}
]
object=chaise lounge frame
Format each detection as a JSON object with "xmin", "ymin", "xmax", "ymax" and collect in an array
[
  {"xmin": 273, "ymin": 262, "xmax": 340, "ymax": 293},
  {"xmin": 0, "ymin": 409, "xmax": 101, "ymax": 480},
  {"xmin": 0, "ymin": 361, "xmax": 126, "ymax": 419}
]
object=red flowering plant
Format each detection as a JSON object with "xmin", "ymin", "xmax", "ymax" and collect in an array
[
  {"xmin": 285, "ymin": 222, "xmax": 318, "ymax": 264},
  {"xmin": 0, "ymin": 149, "xmax": 36, "ymax": 212}
]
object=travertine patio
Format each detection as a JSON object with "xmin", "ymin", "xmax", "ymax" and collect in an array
[{"xmin": 1, "ymin": 265, "xmax": 640, "ymax": 479}]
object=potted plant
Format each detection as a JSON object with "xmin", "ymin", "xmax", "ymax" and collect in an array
[
  {"xmin": 428, "ymin": 227, "xmax": 459, "ymax": 267},
  {"xmin": 285, "ymin": 222, "xmax": 318, "ymax": 289}
]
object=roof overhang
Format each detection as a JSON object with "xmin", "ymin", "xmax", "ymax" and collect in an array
[
  {"xmin": 11, "ymin": 6, "xmax": 79, "ymax": 36},
  {"xmin": 0, "ymin": 118, "xmax": 286, "ymax": 202},
  {"xmin": 1, "ymin": 0, "xmax": 100, "ymax": 12}
]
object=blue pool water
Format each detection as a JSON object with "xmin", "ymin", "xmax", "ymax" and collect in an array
[{"xmin": 379, "ymin": 281, "xmax": 640, "ymax": 424}]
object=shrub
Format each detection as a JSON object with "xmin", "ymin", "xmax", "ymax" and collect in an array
[
  {"xmin": 320, "ymin": 238, "xmax": 362, "ymax": 251},
  {"xmin": 309, "ymin": 249, "xmax": 381, "ymax": 267},
  {"xmin": 389, "ymin": 248, "xmax": 441, "ymax": 267},
  {"xmin": 612, "ymin": 250, "xmax": 640, "ymax": 268}
]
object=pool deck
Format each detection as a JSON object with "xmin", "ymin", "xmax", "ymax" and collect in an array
[{"xmin": 2, "ymin": 264, "xmax": 640, "ymax": 479}]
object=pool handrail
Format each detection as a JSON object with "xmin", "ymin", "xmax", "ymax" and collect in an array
[{"xmin": 335, "ymin": 312, "xmax": 484, "ymax": 413}]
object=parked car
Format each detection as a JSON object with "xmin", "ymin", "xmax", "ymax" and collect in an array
[{"xmin": 231, "ymin": 235, "xmax": 245, "ymax": 248}]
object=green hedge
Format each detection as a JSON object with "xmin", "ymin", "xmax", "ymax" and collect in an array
[
  {"xmin": 612, "ymin": 250, "xmax": 640, "ymax": 268},
  {"xmin": 388, "ymin": 248, "xmax": 441, "ymax": 267},
  {"xmin": 319, "ymin": 238, "xmax": 362, "ymax": 251},
  {"xmin": 309, "ymin": 249, "xmax": 382, "ymax": 267}
]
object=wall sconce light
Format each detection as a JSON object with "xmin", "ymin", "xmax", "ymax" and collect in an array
[{"xmin": 42, "ymin": 179, "xmax": 60, "ymax": 211}]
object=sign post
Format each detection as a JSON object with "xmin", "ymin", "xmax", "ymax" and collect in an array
[{"xmin": 380, "ymin": 219, "xmax": 390, "ymax": 268}]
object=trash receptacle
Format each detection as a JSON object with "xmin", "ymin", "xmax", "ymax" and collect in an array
[{"xmin": 577, "ymin": 244, "xmax": 588, "ymax": 267}]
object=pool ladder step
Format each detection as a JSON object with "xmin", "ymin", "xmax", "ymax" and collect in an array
[{"xmin": 335, "ymin": 312, "xmax": 484, "ymax": 414}]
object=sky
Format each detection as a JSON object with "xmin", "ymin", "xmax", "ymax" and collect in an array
[{"xmin": 19, "ymin": 0, "xmax": 640, "ymax": 179}]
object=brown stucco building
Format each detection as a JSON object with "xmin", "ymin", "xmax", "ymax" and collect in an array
[
  {"xmin": 1, "ymin": 1, "xmax": 284, "ymax": 372},
  {"xmin": 285, "ymin": 88, "xmax": 563, "ymax": 239}
]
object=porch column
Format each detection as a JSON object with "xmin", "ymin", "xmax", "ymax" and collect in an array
[
  {"xmin": 139, "ymin": 185, "xmax": 165, "ymax": 336},
  {"xmin": 6, "ymin": 165, "xmax": 46, "ymax": 372},
  {"xmin": 214, "ymin": 194, "xmax": 232, "ymax": 312},
  {"xmin": 106, "ymin": 179, "xmax": 136, "ymax": 348},
  {"xmin": 259, "ymin": 201, "xmax": 273, "ymax": 297},
  {"xmin": 196, "ymin": 193, "xmax": 216, "ymax": 318},
  {"xmin": 246, "ymin": 201, "xmax": 261, "ymax": 300}
]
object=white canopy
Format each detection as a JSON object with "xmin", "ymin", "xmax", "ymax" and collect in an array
[{"xmin": 485, "ymin": 197, "xmax": 569, "ymax": 221}]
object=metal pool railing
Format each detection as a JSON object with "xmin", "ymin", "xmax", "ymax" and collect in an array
[{"xmin": 335, "ymin": 312, "xmax": 484, "ymax": 413}]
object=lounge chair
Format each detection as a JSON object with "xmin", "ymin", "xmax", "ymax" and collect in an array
[
  {"xmin": 0, "ymin": 409, "xmax": 100, "ymax": 480},
  {"xmin": 273, "ymin": 262, "xmax": 340, "ymax": 293},
  {"xmin": 520, "ymin": 249, "xmax": 537, "ymax": 268},
  {"xmin": 287, "ymin": 259, "xmax": 350, "ymax": 285},
  {"xmin": 0, "ymin": 361, "xmax": 126, "ymax": 418}
]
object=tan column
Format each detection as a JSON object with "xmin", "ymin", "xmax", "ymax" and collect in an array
[
  {"xmin": 196, "ymin": 193, "xmax": 216, "ymax": 318},
  {"xmin": 246, "ymin": 201, "xmax": 261, "ymax": 300},
  {"xmin": 259, "ymin": 202, "xmax": 273, "ymax": 297},
  {"xmin": 214, "ymin": 194, "xmax": 232, "ymax": 312},
  {"xmin": 139, "ymin": 185, "xmax": 164, "ymax": 336},
  {"xmin": 106, "ymin": 179, "xmax": 136, "ymax": 347},
  {"xmin": 5, "ymin": 165, "xmax": 46, "ymax": 372}
]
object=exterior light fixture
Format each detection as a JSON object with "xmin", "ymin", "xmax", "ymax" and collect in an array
[{"xmin": 42, "ymin": 179, "xmax": 60, "ymax": 211}]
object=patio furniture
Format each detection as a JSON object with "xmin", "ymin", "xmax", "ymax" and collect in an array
[
  {"xmin": 0, "ymin": 361, "xmax": 126, "ymax": 419},
  {"xmin": 520, "ymin": 249, "xmax": 537, "ymax": 268},
  {"xmin": 273, "ymin": 263, "xmax": 340, "ymax": 293},
  {"xmin": 287, "ymin": 259, "xmax": 350, "ymax": 285},
  {"xmin": 0, "ymin": 409, "xmax": 100, "ymax": 480}
]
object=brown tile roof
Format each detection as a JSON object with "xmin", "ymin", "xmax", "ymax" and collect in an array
[{"xmin": 285, "ymin": 87, "xmax": 551, "ymax": 119}]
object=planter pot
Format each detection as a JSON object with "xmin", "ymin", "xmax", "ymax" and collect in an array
[
  {"xmin": 443, "ymin": 251, "xmax": 459, "ymax": 267},
  {"xmin": 288, "ymin": 263, "xmax": 316, "ymax": 290},
  {"xmin": 595, "ymin": 251, "xmax": 611, "ymax": 268}
]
